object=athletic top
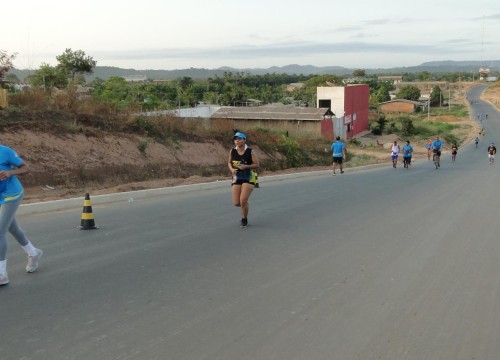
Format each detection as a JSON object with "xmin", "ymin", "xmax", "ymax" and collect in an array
[
  {"xmin": 488, "ymin": 146, "xmax": 497, "ymax": 155},
  {"xmin": 432, "ymin": 140, "xmax": 443, "ymax": 150},
  {"xmin": 391, "ymin": 144, "xmax": 400, "ymax": 155},
  {"xmin": 402, "ymin": 145, "xmax": 413, "ymax": 157},
  {"xmin": 0, "ymin": 145, "xmax": 24, "ymax": 204},
  {"xmin": 230, "ymin": 145, "xmax": 254, "ymax": 181},
  {"xmin": 331, "ymin": 141, "xmax": 345, "ymax": 158}
]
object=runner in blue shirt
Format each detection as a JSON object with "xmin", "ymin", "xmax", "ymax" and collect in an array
[
  {"xmin": 432, "ymin": 136, "xmax": 444, "ymax": 163},
  {"xmin": 402, "ymin": 140, "xmax": 414, "ymax": 168},
  {"xmin": 0, "ymin": 145, "xmax": 43, "ymax": 286},
  {"xmin": 331, "ymin": 136, "xmax": 346, "ymax": 175}
]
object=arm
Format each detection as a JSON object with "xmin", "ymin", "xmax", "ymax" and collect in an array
[
  {"xmin": 0, "ymin": 162, "xmax": 29, "ymax": 181},
  {"xmin": 227, "ymin": 150, "xmax": 237, "ymax": 176},
  {"xmin": 241, "ymin": 152, "xmax": 259, "ymax": 170}
]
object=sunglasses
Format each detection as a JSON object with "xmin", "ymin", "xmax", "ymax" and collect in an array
[{"xmin": 233, "ymin": 137, "xmax": 244, "ymax": 140}]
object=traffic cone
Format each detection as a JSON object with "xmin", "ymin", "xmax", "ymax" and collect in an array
[
  {"xmin": 254, "ymin": 172, "xmax": 260, "ymax": 188},
  {"xmin": 79, "ymin": 193, "xmax": 99, "ymax": 230}
]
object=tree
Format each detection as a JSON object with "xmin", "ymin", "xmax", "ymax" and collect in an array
[
  {"xmin": 376, "ymin": 87, "xmax": 391, "ymax": 103},
  {"xmin": 371, "ymin": 116, "xmax": 387, "ymax": 135},
  {"xmin": 56, "ymin": 48, "xmax": 97, "ymax": 84},
  {"xmin": 352, "ymin": 69, "xmax": 366, "ymax": 77},
  {"xmin": 429, "ymin": 85, "xmax": 442, "ymax": 106},
  {"xmin": 178, "ymin": 76, "xmax": 193, "ymax": 90},
  {"xmin": 401, "ymin": 117, "xmax": 415, "ymax": 136},
  {"xmin": 28, "ymin": 63, "xmax": 68, "ymax": 88},
  {"xmin": 396, "ymin": 85, "xmax": 421, "ymax": 101},
  {"xmin": 416, "ymin": 71, "xmax": 432, "ymax": 81},
  {"xmin": 0, "ymin": 50, "xmax": 17, "ymax": 81}
]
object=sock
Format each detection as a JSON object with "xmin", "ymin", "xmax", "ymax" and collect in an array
[
  {"xmin": 22, "ymin": 242, "xmax": 38, "ymax": 257},
  {"xmin": 0, "ymin": 260, "xmax": 6, "ymax": 274}
]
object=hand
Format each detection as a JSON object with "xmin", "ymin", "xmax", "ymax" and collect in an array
[{"xmin": 0, "ymin": 171, "xmax": 10, "ymax": 181}]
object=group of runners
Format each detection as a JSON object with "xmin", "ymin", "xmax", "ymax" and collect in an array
[
  {"xmin": 389, "ymin": 136, "xmax": 445, "ymax": 169},
  {"xmin": 225, "ymin": 129, "xmax": 497, "ymax": 229}
]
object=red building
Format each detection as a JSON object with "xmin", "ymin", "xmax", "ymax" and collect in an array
[{"xmin": 317, "ymin": 84, "xmax": 369, "ymax": 139}]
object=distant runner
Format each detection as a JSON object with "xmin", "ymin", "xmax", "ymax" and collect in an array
[
  {"xmin": 391, "ymin": 140, "xmax": 400, "ymax": 168},
  {"xmin": 451, "ymin": 143, "xmax": 458, "ymax": 162},
  {"xmin": 425, "ymin": 139, "xmax": 432, "ymax": 160},
  {"xmin": 488, "ymin": 143, "xmax": 497, "ymax": 165},
  {"xmin": 331, "ymin": 136, "xmax": 346, "ymax": 175},
  {"xmin": 402, "ymin": 140, "xmax": 413, "ymax": 168},
  {"xmin": 432, "ymin": 136, "xmax": 444, "ymax": 169}
]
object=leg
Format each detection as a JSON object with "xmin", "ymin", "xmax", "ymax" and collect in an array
[
  {"xmin": 231, "ymin": 184, "xmax": 242, "ymax": 207},
  {"xmin": 239, "ymin": 183, "xmax": 254, "ymax": 220},
  {"xmin": 0, "ymin": 201, "xmax": 23, "ymax": 262},
  {"xmin": 1, "ymin": 201, "xmax": 41, "ymax": 273}
]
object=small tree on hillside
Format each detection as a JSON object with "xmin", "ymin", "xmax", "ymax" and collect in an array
[{"xmin": 56, "ymin": 48, "xmax": 97, "ymax": 84}]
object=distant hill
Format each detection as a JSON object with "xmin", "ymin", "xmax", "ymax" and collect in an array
[{"xmin": 10, "ymin": 60, "xmax": 500, "ymax": 82}]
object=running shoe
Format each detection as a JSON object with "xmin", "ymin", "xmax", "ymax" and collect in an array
[
  {"xmin": 240, "ymin": 218, "xmax": 248, "ymax": 228},
  {"xmin": 26, "ymin": 248, "xmax": 43, "ymax": 273},
  {"xmin": 0, "ymin": 272, "xmax": 9, "ymax": 286},
  {"xmin": 341, "ymin": 170, "xmax": 344, "ymax": 174}
]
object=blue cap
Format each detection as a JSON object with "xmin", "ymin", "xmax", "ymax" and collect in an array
[{"xmin": 233, "ymin": 131, "xmax": 247, "ymax": 140}]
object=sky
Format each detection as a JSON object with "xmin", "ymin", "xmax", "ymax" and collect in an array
[{"xmin": 3, "ymin": 0, "xmax": 500, "ymax": 71}]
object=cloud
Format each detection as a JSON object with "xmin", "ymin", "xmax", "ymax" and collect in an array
[{"xmin": 94, "ymin": 40, "xmax": 475, "ymax": 63}]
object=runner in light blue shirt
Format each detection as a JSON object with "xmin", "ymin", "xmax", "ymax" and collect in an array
[
  {"xmin": 402, "ymin": 140, "xmax": 414, "ymax": 169},
  {"xmin": 331, "ymin": 136, "xmax": 346, "ymax": 175},
  {"xmin": 0, "ymin": 145, "xmax": 43, "ymax": 286},
  {"xmin": 432, "ymin": 136, "xmax": 444, "ymax": 162}
]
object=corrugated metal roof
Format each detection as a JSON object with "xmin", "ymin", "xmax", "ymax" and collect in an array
[
  {"xmin": 380, "ymin": 99, "xmax": 424, "ymax": 106},
  {"xmin": 210, "ymin": 107, "xmax": 331, "ymax": 121}
]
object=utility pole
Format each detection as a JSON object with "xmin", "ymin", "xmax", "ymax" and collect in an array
[{"xmin": 428, "ymin": 98, "xmax": 430, "ymax": 121}]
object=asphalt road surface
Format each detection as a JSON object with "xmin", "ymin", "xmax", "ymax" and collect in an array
[{"xmin": 2, "ymin": 85, "xmax": 500, "ymax": 360}]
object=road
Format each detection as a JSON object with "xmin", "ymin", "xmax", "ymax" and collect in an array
[{"xmin": 2, "ymin": 85, "xmax": 500, "ymax": 360}]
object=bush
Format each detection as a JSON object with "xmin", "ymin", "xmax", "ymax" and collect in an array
[{"xmin": 400, "ymin": 117, "xmax": 414, "ymax": 136}]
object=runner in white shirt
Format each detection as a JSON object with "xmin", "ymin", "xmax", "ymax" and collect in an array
[{"xmin": 391, "ymin": 141, "xmax": 400, "ymax": 168}]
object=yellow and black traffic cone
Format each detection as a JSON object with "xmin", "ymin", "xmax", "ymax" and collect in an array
[
  {"xmin": 79, "ymin": 193, "xmax": 99, "ymax": 230},
  {"xmin": 254, "ymin": 172, "xmax": 260, "ymax": 188}
]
